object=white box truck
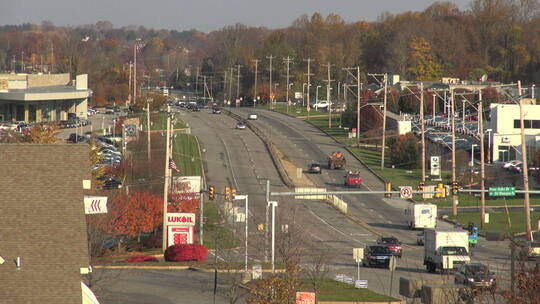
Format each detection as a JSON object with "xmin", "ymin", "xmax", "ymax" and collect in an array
[
  {"xmin": 405, "ymin": 203, "xmax": 437, "ymax": 229},
  {"xmin": 424, "ymin": 229, "xmax": 470, "ymax": 273}
]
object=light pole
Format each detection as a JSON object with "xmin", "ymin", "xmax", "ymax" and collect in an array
[
  {"xmin": 273, "ymin": 83, "xmax": 279, "ymax": 108},
  {"xmin": 234, "ymin": 194, "xmax": 249, "ymax": 273},
  {"xmin": 302, "ymin": 83, "xmax": 307, "ymax": 107},
  {"xmin": 486, "ymin": 129, "xmax": 493, "ymax": 163},
  {"xmin": 287, "ymin": 83, "xmax": 293, "ymax": 113},
  {"xmin": 316, "ymin": 85, "xmax": 321, "ymax": 105},
  {"xmin": 268, "ymin": 201, "xmax": 278, "ymax": 273}
]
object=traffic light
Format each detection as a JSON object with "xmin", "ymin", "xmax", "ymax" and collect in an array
[
  {"xmin": 225, "ymin": 186, "xmax": 231, "ymax": 200},
  {"xmin": 451, "ymin": 181, "xmax": 459, "ymax": 196},
  {"xmin": 435, "ymin": 183, "xmax": 446, "ymax": 198},
  {"xmin": 231, "ymin": 188, "xmax": 237, "ymax": 199},
  {"xmin": 208, "ymin": 185, "xmax": 216, "ymax": 200}
]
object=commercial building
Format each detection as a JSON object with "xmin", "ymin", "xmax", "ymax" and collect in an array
[
  {"xmin": 0, "ymin": 73, "xmax": 90, "ymax": 123},
  {"xmin": 489, "ymin": 101, "xmax": 540, "ymax": 162}
]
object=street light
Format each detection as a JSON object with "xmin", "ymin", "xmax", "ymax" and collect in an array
[
  {"xmin": 267, "ymin": 201, "xmax": 278, "ymax": 273},
  {"xmin": 234, "ymin": 194, "xmax": 249, "ymax": 273}
]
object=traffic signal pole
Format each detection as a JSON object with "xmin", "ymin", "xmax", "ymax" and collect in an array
[
  {"xmin": 479, "ymin": 91, "xmax": 486, "ymax": 228},
  {"xmin": 451, "ymin": 89, "xmax": 459, "ymax": 216}
]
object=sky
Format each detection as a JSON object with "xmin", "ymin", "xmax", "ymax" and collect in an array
[{"xmin": 0, "ymin": 0, "xmax": 471, "ymax": 32}]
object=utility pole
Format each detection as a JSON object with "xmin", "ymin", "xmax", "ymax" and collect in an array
[
  {"xmin": 451, "ymin": 89, "xmax": 458, "ymax": 216},
  {"xmin": 479, "ymin": 90, "xmax": 486, "ymax": 228},
  {"xmin": 283, "ymin": 56, "xmax": 293, "ymax": 113},
  {"xmin": 146, "ymin": 99, "xmax": 152, "ymax": 161},
  {"xmin": 357, "ymin": 68, "xmax": 361, "ymax": 146},
  {"xmin": 128, "ymin": 61, "xmax": 132, "ymax": 103},
  {"xmin": 420, "ymin": 83, "xmax": 426, "ymax": 185},
  {"xmin": 344, "ymin": 67, "xmax": 362, "ymax": 145},
  {"xmin": 432, "ymin": 94, "xmax": 436, "ymax": 118},
  {"xmin": 21, "ymin": 51, "xmax": 24, "ymax": 73},
  {"xmin": 202, "ymin": 75, "xmax": 207, "ymax": 100},
  {"xmin": 133, "ymin": 40, "xmax": 138, "ymax": 106},
  {"xmin": 228, "ymin": 67, "xmax": 234, "ymax": 106},
  {"xmin": 236, "ymin": 64, "xmax": 241, "ymax": 100},
  {"xmin": 518, "ymin": 81, "xmax": 533, "ymax": 240},
  {"xmin": 381, "ymin": 73, "xmax": 388, "ymax": 170},
  {"xmin": 323, "ymin": 63, "xmax": 334, "ymax": 128},
  {"xmin": 162, "ymin": 105, "xmax": 172, "ymax": 252},
  {"xmin": 223, "ymin": 70, "xmax": 228, "ymax": 104},
  {"xmin": 195, "ymin": 67, "xmax": 200, "ymax": 98},
  {"xmin": 266, "ymin": 55, "xmax": 274, "ymax": 107},
  {"xmin": 253, "ymin": 59, "xmax": 259, "ymax": 107},
  {"xmin": 304, "ymin": 58, "xmax": 314, "ymax": 119}
]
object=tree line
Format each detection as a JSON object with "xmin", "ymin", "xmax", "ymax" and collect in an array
[{"xmin": 0, "ymin": 0, "xmax": 538, "ymax": 108}]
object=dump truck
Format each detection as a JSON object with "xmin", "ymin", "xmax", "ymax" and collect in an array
[
  {"xmin": 328, "ymin": 151, "xmax": 346, "ymax": 169},
  {"xmin": 424, "ymin": 229, "xmax": 470, "ymax": 273},
  {"xmin": 405, "ymin": 203, "xmax": 437, "ymax": 229}
]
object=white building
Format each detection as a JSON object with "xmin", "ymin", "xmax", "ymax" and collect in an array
[{"xmin": 490, "ymin": 102, "xmax": 540, "ymax": 162}]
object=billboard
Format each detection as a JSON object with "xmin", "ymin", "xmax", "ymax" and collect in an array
[{"xmin": 172, "ymin": 176, "xmax": 201, "ymax": 197}]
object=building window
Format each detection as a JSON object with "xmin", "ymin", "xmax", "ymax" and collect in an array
[{"xmin": 514, "ymin": 119, "xmax": 540, "ymax": 129}]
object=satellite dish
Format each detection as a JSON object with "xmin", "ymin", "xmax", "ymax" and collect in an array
[{"xmin": 480, "ymin": 74, "xmax": 488, "ymax": 82}]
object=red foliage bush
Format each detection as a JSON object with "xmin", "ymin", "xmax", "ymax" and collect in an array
[
  {"xmin": 125, "ymin": 255, "xmax": 159, "ymax": 263},
  {"xmin": 165, "ymin": 244, "xmax": 208, "ymax": 262}
]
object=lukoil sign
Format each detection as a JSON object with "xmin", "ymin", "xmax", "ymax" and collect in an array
[{"xmin": 166, "ymin": 213, "xmax": 196, "ymax": 226}]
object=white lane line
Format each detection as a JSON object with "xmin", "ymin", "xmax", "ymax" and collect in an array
[{"xmin": 303, "ymin": 202, "xmax": 367, "ymax": 245}]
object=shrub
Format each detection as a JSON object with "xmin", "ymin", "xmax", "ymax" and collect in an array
[
  {"xmin": 165, "ymin": 244, "xmax": 208, "ymax": 262},
  {"xmin": 125, "ymin": 255, "xmax": 159, "ymax": 263}
]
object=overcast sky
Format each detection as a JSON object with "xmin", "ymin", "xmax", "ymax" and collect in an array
[{"xmin": 0, "ymin": 0, "xmax": 471, "ymax": 32}]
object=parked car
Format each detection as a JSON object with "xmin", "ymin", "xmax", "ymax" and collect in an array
[
  {"xmin": 67, "ymin": 133, "xmax": 87, "ymax": 143},
  {"xmin": 362, "ymin": 245, "xmax": 393, "ymax": 268},
  {"xmin": 312, "ymin": 100, "xmax": 329, "ymax": 109},
  {"xmin": 191, "ymin": 106, "xmax": 201, "ymax": 112},
  {"xmin": 212, "ymin": 108, "xmax": 222, "ymax": 114},
  {"xmin": 236, "ymin": 122, "xmax": 247, "ymax": 129},
  {"xmin": 248, "ymin": 113, "xmax": 258, "ymax": 120},
  {"xmin": 101, "ymin": 178, "xmax": 123, "ymax": 190},
  {"xmin": 503, "ymin": 160, "xmax": 521, "ymax": 170},
  {"xmin": 344, "ymin": 171, "xmax": 362, "ymax": 187},
  {"xmin": 308, "ymin": 163, "xmax": 322, "ymax": 174},
  {"xmin": 377, "ymin": 237, "xmax": 402, "ymax": 258},
  {"xmin": 454, "ymin": 263, "xmax": 496, "ymax": 289}
]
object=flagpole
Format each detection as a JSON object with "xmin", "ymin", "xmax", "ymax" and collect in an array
[{"xmin": 162, "ymin": 105, "xmax": 171, "ymax": 252}]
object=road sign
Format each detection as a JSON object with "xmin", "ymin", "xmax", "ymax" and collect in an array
[
  {"xmin": 489, "ymin": 186, "xmax": 516, "ymax": 197},
  {"xmin": 399, "ymin": 186, "xmax": 413, "ymax": 199},
  {"xmin": 353, "ymin": 248, "xmax": 364, "ymax": 262},
  {"xmin": 252, "ymin": 264, "xmax": 262, "ymax": 280},
  {"xmin": 430, "ymin": 156, "xmax": 440, "ymax": 176},
  {"xmin": 355, "ymin": 280, "xmax": 368, "ymax": 288},
  {"xmin": 84, "ymin": 196, "xmax": 108, "ymax": 214}
]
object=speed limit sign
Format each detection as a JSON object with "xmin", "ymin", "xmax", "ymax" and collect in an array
[{"xmin": 399, "ymin": 186, "xmax": 413, "ymax": 199}]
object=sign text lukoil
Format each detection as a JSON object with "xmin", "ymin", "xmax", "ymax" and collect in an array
[{"xmin": 166, "ymin": 213, "xmax": 196, "ymax": 226}]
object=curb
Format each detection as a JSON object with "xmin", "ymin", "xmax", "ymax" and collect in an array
[{"xmin": 93, "ymin": 265, "xmax": 190, "ymax": 270}]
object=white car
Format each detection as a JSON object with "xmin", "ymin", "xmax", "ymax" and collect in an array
[
  {"xmin": 248, "ymin": 113, "xmax": 258, "ymax": 120},
  {"xmin": 503, "ymin": 160, "xmax": 521, "ymax": 170},
  {"xmin": 312, "ymin": 100, "xmax": 329, "ymax": 109},
  {"xmin": 236, "ymin": 122, "xmax": 247, "ymax": 129}
]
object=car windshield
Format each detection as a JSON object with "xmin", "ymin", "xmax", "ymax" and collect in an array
[
  {"xmin": 380, "ymin": 238, "xmax": 399, "ymax": 244},
  {"xmin": 348, "ymin": 174, "xmax": 360, "ymax": 178},
  {"xmin": 469, "ymin": 264, "xmax": 489, "ymax": 274},
  {"xmin": 441, "ymin": 246, "xmax": 467, "ymax": 255},
  {"xmin": 370, "ymin": 246, "xmax": 391, "ymax": 254}
]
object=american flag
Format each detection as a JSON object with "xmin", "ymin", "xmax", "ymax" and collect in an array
[{"xmin": 169, "ymin": 158, "xmax": 180, "ymax": 173}]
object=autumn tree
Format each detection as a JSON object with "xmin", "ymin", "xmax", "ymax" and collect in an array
[
  {"xmin": 407, "ymin": 37, "xmax": 442, "ymax": 81},
  {"xmin": 25, "ymin": 123, "xmax": 59, "ymax": 143},
  {"xmin": 388, "ymin": 133, "xmax": 419, "ymax": 169},
  {"xmin": 104, "ymin": 190, "xmax": 163, "ymax": 240}
]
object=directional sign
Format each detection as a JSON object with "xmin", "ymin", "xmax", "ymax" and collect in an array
[
  {"xmin": 489, "ymin": 186, "xmax": 516, "ymax": 197},
  {"xmin": 84, "ymin": 196, "xmax": 108, "ymax": 214},
  {"xmin": 353, "ymin": 248, "xmax": 364, "ymax": 263},
  {"xmin": 355, "ymin": 280, "xmax": 368, "ymax": 288},
  {"xmin": 399, "ymin": 186, "xmax": 413, "ymax": 199}
]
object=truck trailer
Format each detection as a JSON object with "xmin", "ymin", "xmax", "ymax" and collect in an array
[
  {"xmin": 424, "ymin": 229, "xmax": 470, "ymax": 273},
  {"xmin": 405, "ymin": 203, "xmax": 437, "ymax": 229}
]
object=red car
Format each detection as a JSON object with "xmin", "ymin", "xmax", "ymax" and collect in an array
[
  {"xmin": 344, "ymin": 172, "xmax": 362, "ymax": 187},
  {"xmin": 377, "ymin": 237, "xmax": 402, "ymax": 258}
]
